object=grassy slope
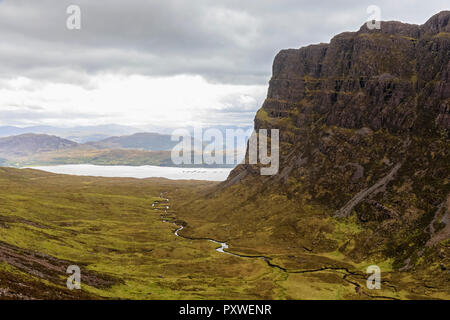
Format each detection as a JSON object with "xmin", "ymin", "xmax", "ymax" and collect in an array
[
  {"xmin": 0, "ymin": 168, "xmax": 282, "ymax": 299},
  {"xmin": 0, "ymin": 167, "xmax": 448, "ymax": 299},
  {"xmin": 175, "ymin": 176, "xmax": 449, "ymax": 300}
]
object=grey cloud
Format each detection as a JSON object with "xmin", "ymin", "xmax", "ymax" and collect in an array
[
  {"xmin": 0, "ymin": 109, "xmax": 107, "ymax": 126},
  {"xmin": 196, "ymin": 111, "xmax": 257, "ymax": 127},
  {"xmin": 7, "ymin": 103, "xmax": 44, "ymax": 111},
  {"xmin": 0, "ymin": 0, "xmax": 447, "ymax": 85}
]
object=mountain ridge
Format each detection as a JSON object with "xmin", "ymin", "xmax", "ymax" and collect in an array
[
  {"xmin": 0, "ymin": 124, "xmax": 143, "ymax": 143},
  {"xmin": 0, "ymin": 133, "xmax": 234, "ymax": 168},
  {"xmin": 87, "ymin": 132, "xmax": 178, "ymax": 151}
]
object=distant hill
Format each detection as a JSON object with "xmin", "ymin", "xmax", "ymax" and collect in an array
[
  {"xmin": 0, "ymin": 132, "xmax": 235, "ymax": 168},
  {"xmin": 0, "ymin": 134, "xmax": 78, "ymax": 158},
  {"xmin": 87, "ymin": 132, "xmax": 182, "ymax": 151},
  {"xmin": 0, "ymin": 124, "xmax": 143, "ymax": 143}
]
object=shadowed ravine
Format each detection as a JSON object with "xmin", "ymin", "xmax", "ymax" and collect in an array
[{"xmin": 155, "ymin": 197, "xmax": 400, "ymax": 300}]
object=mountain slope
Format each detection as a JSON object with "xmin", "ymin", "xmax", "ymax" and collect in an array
[
  {"xmin": 0, "ymin": 134, "xmax": 78, "ymax": 158},
  {"xmin": 0, "ymin": 124, "xmax": 143, "ymax": 143},
  {"xmin": 0, "ymin": 133, "xmax": 222, "ymax": 168},
  {"xmin": 87, "ymin": 132, "xmax": 178, "ymax": 151},
  {"xmin": 176, "ymin": 11, "xmax": 450, "ymax": 298},
  {"xmin": 0, "ymin": 133, "xmax": 175, "ymax": 167}
]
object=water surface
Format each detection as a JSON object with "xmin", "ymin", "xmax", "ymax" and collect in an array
[{"xmin": 27, "ymin": 164, "xmax": 233, "ymax": 181}]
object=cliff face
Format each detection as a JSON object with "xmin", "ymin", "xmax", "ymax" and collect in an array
[
  {"xmin": 262, "ymin": 12, "xmax": 449, "ymax": 133},
  {"xmin": 218, "ymin": 12, "xmax": 449, "ymax": 269}
]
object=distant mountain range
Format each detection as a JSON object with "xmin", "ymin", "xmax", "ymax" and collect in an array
[
  {"xmin": 0, "ymin": 124, "xmax": 253, "ymax": 144},
  {"xmin": 87, "ymin": 132, "xmax": 181, "ymax": 151},
  {"xmin": 0, "ymin": 124, "xmax": 252, "ymax": 168},
  {"xmin": 0, "ymin": 132, "xmax": 237, "ymax": 168},
  {"xmin": 0, "ymin": 124, "xmax": 143, "ymax": 143}
]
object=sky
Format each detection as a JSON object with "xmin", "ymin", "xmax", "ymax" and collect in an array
[{"xmin": 0, "ymin": 0, "xmax": 448, "ymax": 130}]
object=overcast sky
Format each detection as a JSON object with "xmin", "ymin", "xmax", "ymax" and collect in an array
[{"xmin": 0, "ymin": 0, "xmax": 447, "ymax": 130}]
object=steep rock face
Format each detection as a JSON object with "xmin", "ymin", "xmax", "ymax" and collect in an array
[
  {"xmin": 262, "ymin": 12, "xmax": 449, "ymax": 134},
  {"xmin": 222, "ymin": 12, "xmax": 449, "ymax": 268}
]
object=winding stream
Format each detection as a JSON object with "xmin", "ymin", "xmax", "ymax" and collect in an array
[
  {"xmin": 169, "ymin": 222, "xmax": 231, "ymax": 254},
  {"xmin": 159, "ymin": 198, "xmax": 262, "ymax": 259},
  {"xmin": 154, "ymin": 197, "xmax": 399, "ymax": 299},
  {"xmin": 158, "ymin": 198, "xmax": 287, "ymax": 269}
]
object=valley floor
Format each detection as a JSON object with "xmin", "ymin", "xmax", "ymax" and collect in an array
[{"xmin": 0, "ymin": 167, "xmax": 448, "ymax": 299}]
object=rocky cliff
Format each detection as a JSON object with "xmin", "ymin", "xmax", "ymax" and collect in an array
[
  {"xmin": 186, "ymin": 12, "xmax": 450, "ymax": 282},
  {"xmin": 265, "ymin": 12, "xmax": 448, "ymax": 130}
]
